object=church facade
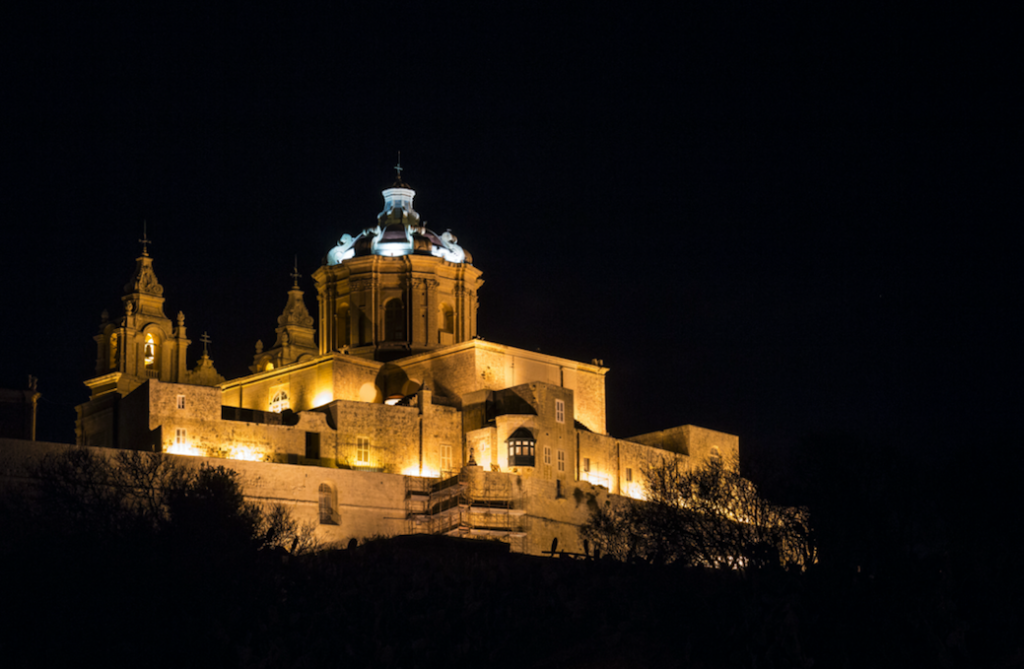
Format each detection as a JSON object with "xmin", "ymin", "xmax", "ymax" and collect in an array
[{"xmin": 74, "ymin": 171, "xmax": 738, "ymax": 555}]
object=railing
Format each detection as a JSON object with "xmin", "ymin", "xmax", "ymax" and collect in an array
[
  {"xmin": 221, "ymin": 406, "xmax": 284, "ymax": 425},
  {"xmin": 462, "ymin": 510, "xmax": 519, "ymax": 533}
]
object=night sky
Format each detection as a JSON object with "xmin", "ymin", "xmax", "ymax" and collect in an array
[{"xmin": 2, "ymin": 4, "xmax": 1018, "ymax": 478}]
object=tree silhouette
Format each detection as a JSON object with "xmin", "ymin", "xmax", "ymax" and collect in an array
[
  {"xmin": 22, "ymin": 446, "xmax": 316, "ymax": 554},
  {"xmin": 582, "ymin": 457, "xmax": 813, "ymax": 570}
]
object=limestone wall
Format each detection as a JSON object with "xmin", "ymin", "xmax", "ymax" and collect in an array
[
  {"xmin": 574, "ymin": 367, "xmax": 606, "ymax": 434},
  {"xmin": 221, "ymin": 358, "xmax": 328, "ymax": 412},
  {"xmin": 628, "ymin": 424, "xmax": 740, "ymax": 471},
  {"xmin": 577, "ymin": 431, "xmax": 622, "ymax": 493},
  {"xmin": 229, "ymin": 456, "xmax": 408, "ymax": 545},
  {"xmin": 391, "ymin": 342, "xmax": 607, "ymax": 434},
  {"xmin": 220, "ymin": 354, "xmax": 384, "ymax": 413},
  {"xmin": 462, "ymin": 467, "xmax": 611, "ymax": 556},
  {"xmin": 0, "ymin": 439, "xmax": 407, "ymax": 548},
  {"xmin": 320, "ymin": 395, "xmax": 462, "ymax": 476}
]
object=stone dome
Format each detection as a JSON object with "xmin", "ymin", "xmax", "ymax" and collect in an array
[{"xmin": 327, "ymin": 183, "xmax": 470, "ymax": 265}]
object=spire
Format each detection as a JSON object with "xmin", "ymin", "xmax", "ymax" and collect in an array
[
  {"xmin": 124, "ymin": 251, "xmax": 164, "ymax": 299},
  {"xmin": 251, "ymin": 265, "xmax": 318, "ymax": 372},
  {"xmin": 184, "ymin": 330, "xmax": 225, "ymax": 386},
  {"xmin": 123, "ymin": 229, "xmax": 166, "ymax": 321},
  {"xmin": 139, "ymin": 220, "xmax": 152, "ymax": 256},
  {"xmin": 278, "ymin": 281, "xmax": 315, "ymax": 330}
]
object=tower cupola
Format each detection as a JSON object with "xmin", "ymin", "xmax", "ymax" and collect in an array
[{"xmin": 327, "ymin": 166, "xmax": 469, "ymax": 265}]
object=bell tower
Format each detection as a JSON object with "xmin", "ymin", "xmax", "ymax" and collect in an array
[
  {"xmin": 313, "ymin": 167, "xmax": 483, "ymax": 362},
  {"xmin": 87, "ymin": 237, "xmax": 190, "ymax": 399}
]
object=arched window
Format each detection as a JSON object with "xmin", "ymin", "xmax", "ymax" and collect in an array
[
  {"xmin": 439, "ymin": 303, "xmax": 454, "ymax": 334},
  {"xmin": 384, "ymin": 298, "xmax": 405, "ymax": 341},
  {"xmin": 318, "ymin": 483, "xmax": 337, "ymax": 525},
  {"xmin": 358, "ymin": 306, "xmax": 372, "ymax": 345},
  {"xmin": 507, "ymin": 427, "xmax": 536, "ymax": 467},
  {"xmin": 144, "ymin": 333, "xmax": 157, "ymax": 366},
  {"xmin": 269, "ymin": 389, "xmax": 290, "ymax": 413}
]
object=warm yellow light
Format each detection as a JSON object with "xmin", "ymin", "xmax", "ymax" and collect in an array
[
  {"xmin": 624, "ymin": 483, "xmax": 648, "ymax": 501},
  {"xmin": 226, "ymin": 444, "xmax": 267, "ymax": 462},
  {"xmin": 402, "ymin": 465, "xmax": 440, "ymax": 478},
  {"xmin": 166, "ymin": 442, "xmax": 203, "ymax": 457},
  {"xmin": 312, "ymin": 390, "xmax": 334, "ymax": 407},
  {"xmin": 144, "ymin": 333, "xmax": 157, "ymax": 366}
]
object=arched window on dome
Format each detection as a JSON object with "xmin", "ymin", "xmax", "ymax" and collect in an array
[
  {"xmin": 439, "ymin": 303, "xmax": 454, "ymax": 334},
  {"xmin": 318, "ymin": 483, "xmax": 337, "ymax": 525},
  {"xmin": 507, "ymin": 427, "xmax": 537, "ymax": 468},
  {"xmin": 269, "ymin": 389, "xmax": 290, "ymax": 413},
  {"xmin": 384, "ymin": 298, "xmax": 405, "ymax": 341}
]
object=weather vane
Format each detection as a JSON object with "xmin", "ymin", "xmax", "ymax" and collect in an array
[
  {"xmin": 139, "ymin": 220, "xmax": 152, "ymax": 256},
  {"xmin": 291, "ymin": 255, "xmax": 301, "ymax": 286}
]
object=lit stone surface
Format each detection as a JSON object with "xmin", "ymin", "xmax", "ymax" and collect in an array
[{"xmin": 62, "ymin": 172, "xmax": 740, "ymax": 554}]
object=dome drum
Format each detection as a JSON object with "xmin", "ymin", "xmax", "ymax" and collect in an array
[{"xmin": 315, "ymin": 177, "xmax": 483, "ymax": 362}]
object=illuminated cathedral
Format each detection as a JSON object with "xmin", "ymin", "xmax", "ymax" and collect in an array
[{"xmin": 73, "ymin": 168, "xmax": 738, "ymax": 554}]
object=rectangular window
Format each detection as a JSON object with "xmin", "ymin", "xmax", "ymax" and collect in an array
[
  {"xmin": 557, "ymin": 450, "xmax": 565, "ymax": 472},
  {"xmin": 544, "ymin": 446, "xmax": 551, "ymax": 465},
  {"xmin": 625, "ymin": 467, "xmax": 633, "ymax": 482},
  {"xmin": 356, "ymin": 437, "xmax": 370, "ymax": 463},
  {"xmin": 583, "ymin": 457, "xmax": 590, "ymax": 473},
  {"xmin": 176, "ymin": 395, "xmax": 185, "ymax": 410},
  {"xmin": 175, "ymin": 428, "xmax": 186, "ymax": 444},
  {"xmin": 555, "ymin": 399, "xmax": 565, "ymax": 424},
  {"xmin": 305, "ymin": 432, "xmax": 321, "ymax": 460},
  {"xmin": 441, "ymin": 444, "xmax": 453, "ymax": 473}
]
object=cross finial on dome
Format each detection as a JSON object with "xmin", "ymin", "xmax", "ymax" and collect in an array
[
  {"xmin": 290, "ymin": 255, "xmax": 302, "ymax": 287},
  {"xmin": 200, "ymin": 331, "xmax": 212, "ymax": 355},
  {"xmin": 139, "ymin": 220, "xmax": 152, "ymax": 256},
  {"xmin": 391, "ymin": 152, "xmax": 410, "ymax": 188}
]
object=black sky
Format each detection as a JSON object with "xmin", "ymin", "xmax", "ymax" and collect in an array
[{"xmin": 2, "ymin": 3, "xmax": 1019, "ymax": 473}]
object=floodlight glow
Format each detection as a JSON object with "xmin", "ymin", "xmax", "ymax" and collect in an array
[
  {"xmin": 225, "ymin": 444, "xmax": 266, "ymax": 462},
  {"xmin": 312, "ymin": 390, "xmax": 334, "ymax": 407},
  {"xmin": 167, "ymin": 442, "xmax": 203, "ymax": 457},
  {"xmin": 380, "ymin": 187, "xmax": 416, "ymax": 214},
  {"xmin": 401, "ymin": 465, "xmax": 440, "ymax": 478}
]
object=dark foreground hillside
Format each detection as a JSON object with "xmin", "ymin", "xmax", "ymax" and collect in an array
[{"xmin": 3, "ymin": 531, "xmax": 1013, "ymax": 668}]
